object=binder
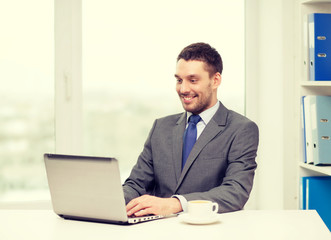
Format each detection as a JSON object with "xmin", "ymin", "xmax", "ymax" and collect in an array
[
  {"xmin": 299, "ymin": 177, "xmax": 307, "ymax": 210},
  {"xmin": 308, "ymin": 13, "xmax": 331, "ymax": 81},
  {"xmin": 301, "ymin": 176, "xmax": 331, "ymax": 231},
  {"xmin": 310, "ymin": 96, "xmax": 331, "ymax": 165},
  {"xmin": 303, "ymin": 15, "xmax": 309, "ymax": 81},
  {"xmin": 303, "ymin": 96, "xmax": 314, "ymax": 164},
  {"xmin": 302, "ymin": 96, "xmax": 308, "ymax": 163}
]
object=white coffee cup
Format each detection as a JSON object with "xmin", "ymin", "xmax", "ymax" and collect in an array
[{"xmin": 187, "ymin": 200, "xmax": 219, "ymax": 218}]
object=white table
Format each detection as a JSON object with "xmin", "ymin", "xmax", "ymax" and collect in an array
[{"xmin": 0, "ymin": 210, "xmax": 330, "ymax": 240}]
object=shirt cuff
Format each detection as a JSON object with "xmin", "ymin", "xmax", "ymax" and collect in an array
[{"xmin": 172, "ymin": 195, "xmax": 188, "ymax": 213}]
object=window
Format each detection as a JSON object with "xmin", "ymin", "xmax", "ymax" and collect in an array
[
  {"xmin": 0, "ymin": 0, "xmax": 54, "ymax": 202},
  {"xmin": 0, "ymin": 0, "xmax": 245, "ymax": 204},
  {"xmin": 82, "ymin": 0, "xmax": 245, "ymax": 180}
]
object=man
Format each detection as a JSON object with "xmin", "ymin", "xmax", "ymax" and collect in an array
[{"xmin": 123, "ymin": 42, "xmax": 259, "ymax": 217}]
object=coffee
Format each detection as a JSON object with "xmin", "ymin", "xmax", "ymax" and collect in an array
[{"xmin": 190, "ymin": 200, "xmax": 208, "ymax": 204}]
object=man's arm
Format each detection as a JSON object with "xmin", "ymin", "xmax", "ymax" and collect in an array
[
  {"xmin": 123, "ymin": 118, "xmax": 185, "ymax": 216},
  {"xmin": 122, "ymin": 121, "xmax": 157, "ymax": 204}
]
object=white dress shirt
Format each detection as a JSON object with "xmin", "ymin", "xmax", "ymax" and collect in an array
[{"xmin": 186, "ymin": 101, "xmax": 220, "ymax": 140}]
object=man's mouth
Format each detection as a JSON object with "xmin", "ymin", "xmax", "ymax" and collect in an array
[{"xmin": 181, "ymin": 95, "xmax": 196, "ymax": 103}]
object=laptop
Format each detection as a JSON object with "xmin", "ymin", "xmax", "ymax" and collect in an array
[{"xmin": 44, "ymin": 153, "xmax": 164, "ymax": 224}]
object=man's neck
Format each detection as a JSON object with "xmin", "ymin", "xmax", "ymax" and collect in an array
[{"xmin": 187, "ymin": 101, "xmax": 220, "ymax": 125}]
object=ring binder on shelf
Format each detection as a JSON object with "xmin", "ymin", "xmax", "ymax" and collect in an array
[{"xmin": 308, "ymin": 13, "xmax": 331, "ymax": 81}]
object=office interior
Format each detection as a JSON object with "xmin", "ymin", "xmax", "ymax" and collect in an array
[{"xmin": 0, "ymin": 0, "xmax": 329, "ymax": 215}]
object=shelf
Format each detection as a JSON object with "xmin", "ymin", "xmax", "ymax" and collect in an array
[
  {"xmin": 300, "ymin": 81, "xmax": 331, "ymax": 95},
  {"xmin": 301, "ymin": 1, "xmax": 331, "ymax": 15},
  {"xmin": 301, "ymin": 81, "xmax": 331, "ymax": 86},
  {"xmin": 303, "ymin": 0, "xmax": 331, "ymax": 4},
  {"xmin": 299, "ymin": 162, "xmax": 331, "ymax": 175}
]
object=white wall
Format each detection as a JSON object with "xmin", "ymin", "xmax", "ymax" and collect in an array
[{"xmin": 245, "ymin": 0, "xmax": 297, "ymax": 210}]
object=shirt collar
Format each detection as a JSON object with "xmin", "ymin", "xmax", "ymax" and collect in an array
[{"xmin": 186, "ymin": 101, "xmax": 220, "ymax": 125}]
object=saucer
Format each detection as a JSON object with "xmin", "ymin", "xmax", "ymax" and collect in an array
[{"xmin": 178, "ymin": 213, "xmax": 219, "ymax": 225}]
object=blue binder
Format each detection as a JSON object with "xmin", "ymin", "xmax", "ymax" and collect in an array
[
  {"xmin": 309, "ymin": 96, "xmax": 331, "ymax": 165},
  {"xmin": 301, "ymin": 176, "xmax": 331, "ymax": 231},
  {"xmin": 300, "ymin": 177, "xmax": 307, "ymax": 210},
  {"xmin": 308, "ymin": 13, "xmax": 331, "ymax": 81}
]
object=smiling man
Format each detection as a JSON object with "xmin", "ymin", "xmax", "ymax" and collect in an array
[{"xmin": 123, "ymin": 42, "xmax": 259, "ymax": 217}]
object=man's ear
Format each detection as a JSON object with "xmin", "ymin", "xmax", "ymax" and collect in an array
[{"xmin": 212, "ymin": 72, "xmax": 221, "ymax": 89}]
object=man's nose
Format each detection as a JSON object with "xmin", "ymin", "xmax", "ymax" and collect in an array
[{"xmin": 180, "ymin": 80, "xmax": 190, "ymax": 94}]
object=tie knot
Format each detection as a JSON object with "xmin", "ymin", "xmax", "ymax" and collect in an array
[{"xmin": 189, "ymin": 115, "xmax": 201, "ymax": 125}]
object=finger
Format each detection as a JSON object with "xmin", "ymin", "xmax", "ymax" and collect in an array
[
  {"xmin": 127, "ymin": 205, "xmax": 144, "ymax": 216},
  {"xmin": 133, "ymin": 208, "xmax": 153, "ymax": 217},
  {"xmin": 126, "ymin": 195, "xmax": 151, "ymax": 212},
  {"xmin": 126, "ymin": 199, "xmax": 138, "ymax": 212},
  {"xmin": 127, "ymin": 200, "xmax": 150, "ymax": 216}
]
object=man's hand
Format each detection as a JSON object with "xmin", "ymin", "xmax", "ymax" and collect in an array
[{"xmin": 126, "ymin": 195, "xmax": 182, "ymax": 217}]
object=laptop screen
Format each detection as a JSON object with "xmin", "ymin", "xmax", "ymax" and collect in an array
[{"xmin": 44, "ymin": 154, "xmax": 128, "ymax": 223}]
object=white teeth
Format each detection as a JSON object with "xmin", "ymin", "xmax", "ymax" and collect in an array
[{"xmin": 183, "ymin": 96, "xmax": 193, "ymax": 100}]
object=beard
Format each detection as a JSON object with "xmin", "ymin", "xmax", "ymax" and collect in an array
[{"xmin": 179, "ymin": 89, "xmax": 214, "ymax": 115}]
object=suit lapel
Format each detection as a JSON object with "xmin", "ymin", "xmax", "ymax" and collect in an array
[
  {"xmin": 175, "ymin": 102, "xmax": 228, "ymax": 192},
  {"xmin": 172, "ymin": 112, "xmax": 186, "ymax": 183}
]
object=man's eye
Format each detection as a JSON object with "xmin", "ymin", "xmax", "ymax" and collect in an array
[{"xmin": 176, "ymin": 79, "xmax": 182, "ymax": 83}]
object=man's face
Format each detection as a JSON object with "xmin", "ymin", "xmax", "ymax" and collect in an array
[{"xmin": 175, "ymin": 59, "xmax": 221, "ymax": 115}]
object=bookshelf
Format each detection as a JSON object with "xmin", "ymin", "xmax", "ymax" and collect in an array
[
  {"xmin": 299, "ymin": 162, "xmax": 331, "ymax": 176},
  {"xmin": 301, "ymin": 83, "xmax": 331, "ymax": 95},
  {"xmin": 296, "ymin": 0, "xmax": 331, "ymax": 190}
]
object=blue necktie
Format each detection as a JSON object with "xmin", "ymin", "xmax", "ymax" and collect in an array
[{"xmin": 182, "ymin": 114, "xmax": 201, "ymax": 170}]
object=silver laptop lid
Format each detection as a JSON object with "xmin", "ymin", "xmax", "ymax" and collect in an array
[{"xmin": 44, "ymin": 153, "xmax": 128, "ymax": 223}]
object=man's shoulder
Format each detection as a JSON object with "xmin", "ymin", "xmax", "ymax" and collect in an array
[
  {"xmin": 228, "ymin": 110, "xmax": 252, "ymax": 122},
  {"xmin": 148, "ymin": 112, "xmax": 185, "ymax": 135},
  {"xmin": 156, "ymin": 112, "xmax": 184, "ymax": 124},
  {"xmin": 227, "ymin": 110, "xmax": 258, "ymax": 131}
]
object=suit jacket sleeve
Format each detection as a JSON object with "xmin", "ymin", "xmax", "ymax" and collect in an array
[{"xmin": 122, "ymin": 120, "xmax": 157, "ymax": 204}]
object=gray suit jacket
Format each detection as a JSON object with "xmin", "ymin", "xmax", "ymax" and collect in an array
[{"xmin": 123, "ymin": 101, "xmax": 259, "ymax": 213}]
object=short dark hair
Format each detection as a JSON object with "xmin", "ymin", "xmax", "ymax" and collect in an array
[{"xmin": 177, "ymin": 42, "xmax": 223, "ymax": 76}]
